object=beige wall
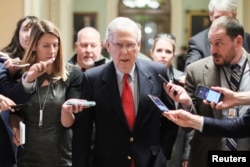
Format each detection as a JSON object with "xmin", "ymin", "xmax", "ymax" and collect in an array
[
  {"xmin": 0, "ymin": 0, "xmax": 249, "ymax": 58},
  {"xmin": 0, "ymin": 0, "xmax": 23, "ymax": 49}
]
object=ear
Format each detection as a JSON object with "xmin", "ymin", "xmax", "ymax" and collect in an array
[
  {"xmin": 235, "ymin": 35, "xmax": 243, "ymax": 48},
  {"xmin": 74, "ymin": 42, "xmax": 78, "ymax": 51},
  {"xmin": 105, "ymin": 40, "xmax": 111, "ymax": 52},
  {"xmin": 137, "ymin": 41, "xmax": 141, "ymax": 50}
]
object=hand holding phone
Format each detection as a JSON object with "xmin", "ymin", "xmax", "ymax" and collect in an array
[
  {"xmin": 148, "ymin": 94, "xmax": 169, "ymax": 113},
  {"xmin": 195, "ymin": 85, "xmax": 224, "ymax": 103},
  {"xmin": 158, "ymin": 74, "xmax": 169, "ymax": 84},
  {"xmin": 158, "ymin": 74, "xmax": 178, "ymax": 96}
]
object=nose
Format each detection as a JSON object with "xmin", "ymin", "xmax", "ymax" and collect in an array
[
  {"xmin": 86, "ymin": 44, "xmax": 92, "ymax": 52},
  {"xmin": 120, "ymin": 46, "xmax": 129, "ymax": 54},
  {"xmin": 50, "ymin": 45, "xmax": 56, "ymax": 53},
  {"xmin": 210, "ymin": 45, "xmax": 217, "ymax": 54}
]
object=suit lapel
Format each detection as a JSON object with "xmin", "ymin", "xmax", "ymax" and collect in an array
[
  {"xmin": 101, "ymin": 63, "xmax": 130, "ymax": 130},
  {"xmin": 203, "ymin": 57, "xmax": 222, "ymax": 118},
  {"xmin": 133, "ymin": 60, "xmax": 154, "ymax": 130}
]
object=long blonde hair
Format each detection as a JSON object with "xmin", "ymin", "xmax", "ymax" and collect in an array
[{"xmin": 22, "ymin": 19, "xmax": 68, "ymax": 81}]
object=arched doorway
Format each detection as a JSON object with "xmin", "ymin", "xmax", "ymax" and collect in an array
[{"xmin": 118, "ymin": 0, "xmax": 171, "ymax": 57}]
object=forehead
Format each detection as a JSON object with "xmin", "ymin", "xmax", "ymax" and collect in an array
[
  {"xmin": 208, "ymin": 27, "xmax": 227, "ymax": 41},
  {"xmin": 20, "ymin": 19, "xmax": 32, "ymax": 29},
  {"xmin": 155, "ymin": 39, "xmax": 173, "ymax": 48},
  {"xmin": 78, "ymin": 30, "xmax": 100, "ymax": 43},
  {"xmin": 111, "ymin": 28, "xmax": 137, "ymax": 42},
  {"xmin": 38, "ymin": 33, "xmax": 58, "ymax": 43}
]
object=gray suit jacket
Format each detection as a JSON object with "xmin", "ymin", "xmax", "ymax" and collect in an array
[{"xmin": 185, "ymin": 53, "xmax": 250, "ymax": 167}]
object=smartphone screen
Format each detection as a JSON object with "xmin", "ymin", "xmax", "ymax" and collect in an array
[
  {"xmin": 195, "ymin": 85, "xmax": 223, "ymax": 103},
  {"xmin": 148, "ymin": 94, "xmax": 169, "ymax": 112}
]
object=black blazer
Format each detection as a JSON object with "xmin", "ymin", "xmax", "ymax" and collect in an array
[
  {"xmin": 72, "ymin": 59, "xmax": 178, "ymax": 167},
  {"xmin": 0, "ymin": 116, "xmax": 16, "ymax": 166},
  {"xmin": 0, "ymin": 63, "xmax": 32, "ymax": 103},
  {"xmin": 185, "ymin": 28, "xmax": 250, "ymax": 68},
  {"xmin": 202, "ymin": 108, "xmax": 250, "ymax": 138}
]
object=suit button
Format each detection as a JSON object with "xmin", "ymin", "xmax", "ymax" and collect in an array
[
  {"xmin": 127, "ymin": 156, "xmax": 132, "ymax": 160},
  {"xmin": 129, "ymin": 137, "xmax": 134, "ymax": 142}
]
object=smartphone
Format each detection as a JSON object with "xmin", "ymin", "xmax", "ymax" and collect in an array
[
  {"xmin": 66, "ymin": 99, "xmax": 96, "ymax": 107},
  {"xmin": 12, "ymin": 63, "xmax": 30, "ymax": 68},
  {"xmin": 173, "ymin": 78, "xmax": 184, "ymax": 87},
  {"xmin": 11, "ymin": 103, "xmax": 31, "ymax": 110},
  {"xmin": 148, "ymin": 94, "xmax": 169, "ymax": 112},
  {"xmin": 158, "ymin": 74, "xmax": 178, "ymax": 95},
  {"xmin": 195, "ymin": 85, "xmax": 224, "ymax": 103},
  {"xmin": 158, "ymin": 74, "xmax": 168, "ymax": 84}
]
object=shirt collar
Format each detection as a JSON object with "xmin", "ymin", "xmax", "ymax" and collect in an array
[{"xmin": 116, "ymin": 65, "xmax": 136, "ymax": 84}]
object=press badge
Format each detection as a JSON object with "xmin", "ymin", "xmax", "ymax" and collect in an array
[{"xmin": 228, "ymin": 107, "xmax": 239, "ymax": 118}]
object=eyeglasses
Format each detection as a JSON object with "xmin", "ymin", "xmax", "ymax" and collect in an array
[
  {"xmin": 154, "ymin": 33, "xmax": 176, "ymax": 42},
  {"xmin": 110, "ymin": 41, "xmax": 137, "ymax": 51}
]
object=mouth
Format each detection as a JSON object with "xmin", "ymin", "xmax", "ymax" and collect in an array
[{"xmin": 121, "ymin": 59, "xmax": 129, "ymax": 63}]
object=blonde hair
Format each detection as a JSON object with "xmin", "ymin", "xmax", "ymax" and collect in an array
[{"xmin": 151, "ymin": 33, "xmax": 176, "ymax": 53}]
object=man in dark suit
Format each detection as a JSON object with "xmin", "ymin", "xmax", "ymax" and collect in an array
[
  {"xmin": 184, "ymin": 0, "xmax": 250, "ymax": 69},
  {"xmin": 72, "ymin": 17, "xmax": 178, "ymax": 167}
]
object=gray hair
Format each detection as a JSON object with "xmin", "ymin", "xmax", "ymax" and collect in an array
[
  {"xmin": 105, "ymin": 17, "xmax": 141, "ymax": 42},
  {"xmin": 208, "ymin": 0, "xmax": 237, "ymax": 15}
]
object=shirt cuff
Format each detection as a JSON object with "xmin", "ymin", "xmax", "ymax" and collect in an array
[
  {"xmin": 22, "ymin": 72, "xmax": 36, "ymax": 93},
  {"xmin": 199, "ymin": 116, "xmax": 204, "ymax": 132}
]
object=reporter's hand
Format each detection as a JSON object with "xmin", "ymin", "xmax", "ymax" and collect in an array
[
  {"xmin": 162, "ymin": 109, "xmax": 202, "ymax": 130},
  {"xmin": 12, "ymin": 127, "xmax": 21, "ymax": 146},
  {"xmin": 204, "ymin": 86, "xmax": 236, "ymax": 110},
  {"xmin": 182, "ymin": 160, "xmax": 188, "ymax": 167},
  {"xmin": 164, "ymin": 82, "xmax": 192, "ymax": 106},
  {"xmin": 162, "ymin": 109, "xmax": 193, "ymax": 127},
  {"xmin": 24, "ymin": 57, "xmax": 55, "ymax": 82},
  {"xmin": 62, "ymin": 99, "xmax": 92, "ymax": 114},
  {"xmin": 0, "ymin": 94, "xmax": 16, "ymax": 112},
  {"xmin": 4, "ymin": 57, "xmax": 22, "ymax": 75}
]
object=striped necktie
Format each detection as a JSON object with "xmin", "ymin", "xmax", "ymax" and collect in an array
[{"xmin": 225, "ymin": 64, "xmax": 240, "ymax": 151}]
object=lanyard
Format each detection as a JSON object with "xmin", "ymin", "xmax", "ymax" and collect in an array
[{"xmin": 222, "ymin": 59, "xmax": 248, "ymax": 92}]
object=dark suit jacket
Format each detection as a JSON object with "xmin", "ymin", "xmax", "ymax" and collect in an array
[
  {"xmin": 0, "ymin": 63, "xmax": 33, "ymax": 166},
  {"xmin": 202, "ymin": 109, "xmax": 250, "ymax": 138},
  {"xmin": 0, "ymin": 63, "xmax": 32, "ymax": 103},
  {"xmin": 0, "ymin": 116, "xmax": 16, "ymax": 166},
  {"xmin": 72, "ymin": 59, "xmax": 178, "ymax": 167},
  {"xmin": 185, "ymin": 28, "xmax": 250, "ymax": 68}
]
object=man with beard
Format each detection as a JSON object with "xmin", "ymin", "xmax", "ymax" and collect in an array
[{"xmin": 184, "ymin": 16, "xmax": 250, "ymax": 167}]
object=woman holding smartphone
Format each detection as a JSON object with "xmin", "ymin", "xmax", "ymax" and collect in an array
[{"xmin": 9, "ymin": 19, "xmax": 82, "ymax": 166}]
